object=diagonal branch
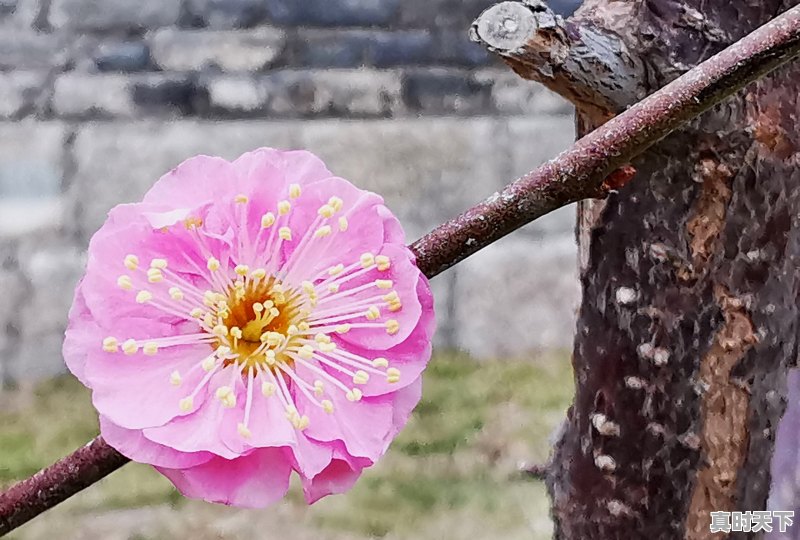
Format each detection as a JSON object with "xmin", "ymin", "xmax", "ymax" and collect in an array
[{"xmin": 2, "ymin": 4, "xmax": 800, "ymax": 535}]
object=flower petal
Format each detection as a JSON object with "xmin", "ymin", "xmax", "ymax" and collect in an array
[{"xmin": 157, "ymin": 447, "xmax": 292, "ymax": 508}]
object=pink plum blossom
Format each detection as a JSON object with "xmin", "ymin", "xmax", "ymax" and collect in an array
[{"xmin": 64, "ymin": 148, "xmax": 435, "ymax": 507}]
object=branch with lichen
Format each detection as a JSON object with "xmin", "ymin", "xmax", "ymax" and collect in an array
[{"xmin": 2, "ymin": 3, "xmax": 800, "ymax": 536}]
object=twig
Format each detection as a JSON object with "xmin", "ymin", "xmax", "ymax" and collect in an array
[{"xmin": 2, "ymin": 4, "xmax": 800, "ymax": 535}]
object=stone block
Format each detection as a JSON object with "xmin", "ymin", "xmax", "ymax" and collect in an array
[
  {"xmin": 0, "ymin": 122, "xmax": 65, "ymax": 237},
  {"xmin": 184, "ymin": 0, "xmax": 269, "ymax": 28},
  {"xmin": 397, "ymin": 0, "xmax": 494, "ymax": 28},
  {"xmin": 52, "ymin": 73, "xmax": 135, "ymax": 118},
  {"xmin": 207, "ymin": 70, "xmax": 402, "ymax": 118},
  {"xmin": 71, "ymin": 121, "xmax": 300, "ymax": 238},
  {"xmin": 292, "ymin": 29, "xmax": 371, "ymax": 68},
  {"xmin": 435, "ymin": 30, "xmax": 493, "ymax": 67},
  {"xmin": 297, "ymin": 118, "xmax": 504, "ymax": 240},
  {"xmin": 454, "ymin": 234, "xmax": 580, "ymax": 357},
  {"xmin": 402, "ymin": 69, "xmax": 492, "ymax": 115},
  {"xmin": 473, "ymin": 69, "xmax": 574, "ymax": 116},
  {"xmin": 0, "ymin": 30, "xmax": 69, "ymax": 70},
  {"xmin": 50, "ymin": 0, "xmax": 181, "ymax": 30},
  {"xmin": 150, "ymin": 28, "xmax": 286, "ymax": 72},
  {"xmin": 265, "ymin": 0, "xmax": 400, "ymax": 27},
  {"xmin": 93, "ymin": 41, "xmax": 151, "ymax": 72},
  {"xmin": 206, "ymin": 76, "xmax": 264, "ymax": 113},
  {"xmin": 53, "ymin": 74, "xmax": 205, "ymax": 118},
  {"xmin": 0, "ymin": 71, "xmax": 46, "ymax": 118},
  {"xmin": 367, "ymin": 30, "xmax": 434, "ymax": 68},
  {"xmin": 14, "ymin": 235, "xmax": 83, "ymax": 380}
]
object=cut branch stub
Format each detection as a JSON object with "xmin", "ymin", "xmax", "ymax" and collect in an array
[{"xmin": 471, "ymin": 0, "xmax": 646, "ymax": 118}]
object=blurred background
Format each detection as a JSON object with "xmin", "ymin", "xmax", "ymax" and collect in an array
[{"xmin": 1, "ymin": 0, "xmax": 581, "ymax": 538}]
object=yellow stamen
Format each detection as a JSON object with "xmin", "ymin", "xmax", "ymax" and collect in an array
[
  {"xmin": 102, "ymin": 337, "xmax": 119, "ymax": 353},
  {"xmin": 117, "ymin": 275, "xmax": 133, "ymax": 290},
  {"xmin": 124, "ymin": 254, "xmax": 139, "ymax": 270}
]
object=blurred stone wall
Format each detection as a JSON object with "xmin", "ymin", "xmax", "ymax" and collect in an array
[{"xmin": 0, "ymin": 0, "xmax": 580, "ymax": 383}]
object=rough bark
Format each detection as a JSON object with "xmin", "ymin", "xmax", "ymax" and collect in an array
[{"xmin": 478, "ymin": 0, "xmax": 800, "ymax": 538}]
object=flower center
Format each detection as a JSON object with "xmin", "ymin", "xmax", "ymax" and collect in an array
[{"xmin": 213, "ymin": 273, "xmax": 307, "ymax": 372}]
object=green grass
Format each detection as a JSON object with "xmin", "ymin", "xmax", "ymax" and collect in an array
[{"xmin": 2, "ymin": 350, "xmax": 573, "ymax": 540}]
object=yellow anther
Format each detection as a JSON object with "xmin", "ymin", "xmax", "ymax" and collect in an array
[
  {"xmin": 278, "ymin": 200, "xmax": 291, "ymax": 215},
  {"xmin": 365, "ymin": 305, "xmax": 381, "ymax": 321},
  {"xmin": 318, "ymin": 204, "xmax": 335, "ymax": 218},
  {"xmin": 328, "ymin": 196, "xmax": 343, "ymax": 212},
  {"xmin": 372, "ymin": 357, "xmax": 389, "ymax": 368},
  {"xmin": 169, "ymin": 370, "xmax": 182, "ymax": 386},
  {"xmin": 215, "ymin": 386, "xmax": 236, "ymax": 408},
  {"xmin": 376, "ymin": 279, "xmax": 393, "ymax": 289},
  {"xmin": 264, "ymin": 350, "xmax": 277, "ymax": 365},
  {"xmin": 313, "ymin": 380, "xmax": 325, "ymax": 397},
  {"xmin": 150, "ymin": 258, "xmax": 168, "ymax": 269},
  {"xmin": 102, "ymin": 337, "xmax": 119, "ymax": 353},
  {"xmin": 338, "ymin": 216, "xmax": 349, "ymax": 232},
  {"xmin": 207, "ymin": 257, "xmax": 220, "ymax": 271},
  {"xmin": 327, "ymin": 283, "xmax": 340, "ymax": 294},
  {"xmin": 382, "ymin": 291, "xmax": 400, "ymax": 303},
  {"xmin": 388, "ymin": 301, "xmax": 402, "ymax": 312},
  {"xmin": 203, "ymin": 290, "xmax": 217, "ymax": 306},
  {"xmin": 183, "ymin": 216, "xmax": 203, "ymax": 229},
  {"xmin": 353, "ymin": 370, "xmax": 370, "ymax": 385},
  {"xmin": 143, "ymin": 342, "xmax": 159, "ymax": 356},
  {"xmin": 335, "ymin": 324, "xmax": 351, "ymax": 334},
  {"xmin": 216, "ymin": 346, "xmax": 231, "ymax": 357},
  {"xmin": 179, "ymin": 397, "xmax": 194, "ymax": 412},
  {"xmin": 360, "ymin": 253, "xmax": 375, "ymax": 268},
  {"xmin": 279, "ymin": 226, "xmax": 292, "ymax": 241},
  {"xmin": 298, "ymin": 344, "xmax": 314, "ymax": 360},
  {"xmin": 289, "ymin": 183, "xmax": 302, "ymax": 199},
  {"xmin": 124, "ymin": 254, "xmax": 139, "ymax": 270},
  {"xmin": 237, "ymin": 422, "xmax": 252, "ymax": 438},
  {"xmin": 201, "ymin": 355, "xmax": 217, "ymax": 372},
  {"xmin": 117, "ymin": 275, "xmax": 133, "ymax": 290},
  {"xmin": 135, "ymin": 290, "xmax": 152, "ymax": 304},
  {"xmin": 234, "ymin": 193, "xmax": 249, "ymax": 204},
  {"xmin": 314, "ymin": 333, "xmax": 331, "ymax": 344},
  {"xmin": 122, "ymin": 339, "xmax": 138, "ymax": 355},
  {"xmin": 190, "ymin": 307, "xmax": 204, "ymax": 318},
  {"xmin": 375, "ymin": 255, "xmax": 391, "ymax": 271},
  {"xmin": 234, "ymin": 265, "xmax": 249, "ymax": 276},
  {"xmin": 269, "ymin": 307, "xmax": 280, "ymax": 318},
  {"xmin": 302, "ymin": 281, "xmax": 316, "ymax": 294},
  {"xmin": 213, "ymin": 324, "xmax": 228, "ymax": 337},
  {"xmin": 261, "ymin": 212, "xmax": 276, "ymax": 228},
  {"xmin": 202, "ymin": 314, "xmax": 214, "ymax": 328},
  {"xmin": 298, "ymin": 321, "xmax": 310, "ymax": 332},
  {"xmin": 251, "ymin": 268, "xmax": 267, "ymax": 280},
  {"xmin": 295, "ymin": 415, "xmax": 310, "ymax": 430},
  {"xmin": 386, "ymin": 367, "xmax": 401, "ymax": 383},
  {"xmin": 166, "ymin": 287, "xmax": 183, "ymax": 301},
  {"xmin": 321, "ymin": 400, "xmax": 334, "ymax": 414},
  {"xmin": 328, "ymin": 263, "xmax": 344, "ymax": 276},
  {"xmin": 319, "ymin": 342, "xmax": 336, "ymax": 352},
  {"xmin": 261, "ymin": 381, "xmax": 276, "ymax": 397},
  {"xmin": 314, "ymin": 225, "xmax": 332, "ymax": 238},
  {"xmin": 385, "ymin": 319, "xmax": 400, "ymax": 335},
  {"xmin": 287, "ymin": 324, "xmax": 299, "ymax": 336},
  {"xmin": 230, "ymin": 327, "xmax": 243, "ymax": 340},
  {"xmin": 147, "ymin": 268, "xmax": 164, "ymax": 283},
  {"xmin": 346, "ymin": 388, "xmax": 363, "ymax": 402},
  {"xmin": 252, "ymin": 302, "xmax": 264, "ymax": 314}
]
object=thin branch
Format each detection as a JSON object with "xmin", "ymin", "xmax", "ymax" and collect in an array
[{"xmin": 2, "ymin": 4, "xmax": 800, "ymax": 536}]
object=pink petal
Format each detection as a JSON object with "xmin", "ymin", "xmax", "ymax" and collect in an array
[
  {"xmin": 100, "ymin": 415, "xmax": 213, "ymax": 468},
  {"xmin": 156, "ymin": 447, "xmax": 292, "ymax": 508}
]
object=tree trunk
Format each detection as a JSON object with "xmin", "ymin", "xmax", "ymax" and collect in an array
[{"xmin": 475, "ymin": 0, "xmax": 800, "ymax": 537}]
